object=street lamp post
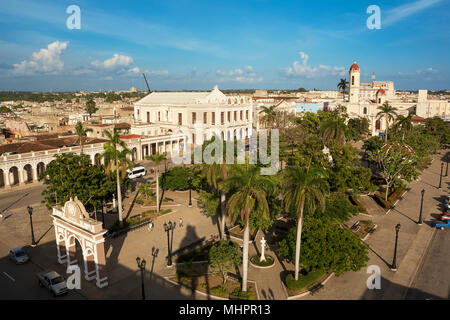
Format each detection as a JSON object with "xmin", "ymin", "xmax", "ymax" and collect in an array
[
  {"xmin": 136, "ymin": 257, "xmax": 146, "ymax": 300},
  {"xmin": 390, "ymin": 223, "xmax": 401, "ymax": 271},
  {"xmin": 164, "ymin": 221, "xmax": 174, "ymax": 266},
  {"xmin": 27, "ymin": 206, "xmax": 37, "ymax": 247},
  {"xmin": 445, "ymin": 154, "xmax": 449, "ymax": 177},
  {"xmin": 188, "ymin": 176, "xmax": 192, "ymax": 207},
  {"xmin": 418, "ymin": 189, "xmax": 425, "ymax": 225},
  {"xmin": 438, "ymin": 162, "xmax": 444, "ymax": 190}
]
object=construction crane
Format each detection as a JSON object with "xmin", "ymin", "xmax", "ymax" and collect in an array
[{"xmin": 142, "ymin": 72, "xmax": 151, "ymax": 93}]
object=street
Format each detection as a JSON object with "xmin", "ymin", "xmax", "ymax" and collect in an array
[
  {"xmin": 406, "ymin": 228, "xmax": 450, "ymax": 300},
  {"xmin": 0, "ymin": 239, "xmax": 81, "ymax": 300}
]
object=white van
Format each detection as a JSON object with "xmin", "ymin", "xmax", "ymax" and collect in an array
[{"xmin": 127, "ymin": 166, "xmax": 147, "ymax": 179}]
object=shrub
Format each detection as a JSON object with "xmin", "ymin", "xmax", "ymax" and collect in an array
[
  {"xmin": 211, "ymin": 286, "xmax": 228, "ymax": 296},
  {"xmin": 231, "ymin": 287, "xmax": 253, "ymax": 300},
  {"xmin": 285, "ymin": 269, "xmax": 326, "ymax": 292}
]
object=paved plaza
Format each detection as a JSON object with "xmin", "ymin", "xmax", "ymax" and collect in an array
[{"xmin": 0, "ymin": 150, "xmax": 448, "ymax": 300}]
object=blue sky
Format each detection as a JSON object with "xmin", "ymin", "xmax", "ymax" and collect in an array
[{"xmin": 0, "ymin": 0, "xmax": 448, "ymax": 91}]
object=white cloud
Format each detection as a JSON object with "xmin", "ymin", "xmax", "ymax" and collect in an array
[
  {"xmin": 216, "ymin": 65, "xmax": 263, "ymax": 83},
  {"xmin": 128, "ymin": 67, "xmax": 140, "ymax": 74},
  {"xmin": 384, "ymin": 0, "xmax": 443, "ymax": 26},
  {"xmin": 12, "ymin": 41, "xmax": 68, "ymax": 75},
  {"xmin": 91, "ymin": 54, "xmax": 134, "ymax": 70},
  {"xmin": 284, "ymin": 51, "xmax": 346, "ymax": 78}
]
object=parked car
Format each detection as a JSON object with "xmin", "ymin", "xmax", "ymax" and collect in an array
[
  {"xmin": 126, "ymin": 166, "xmax": 147, "ymax": 179},
  {"xmin": 440, "ymin": 212, "xmax": 450, "ymax": 221},
  {"xmin": 8, "ymin": 247, "xmax": 29, "ymax": 264},
  {"xmin": 435, "ymin": 219, "xmax": 450, "ymax": 230},
  {"xmin": 37, "ymin": 270, "xmax": 68, "ymax": 297}
]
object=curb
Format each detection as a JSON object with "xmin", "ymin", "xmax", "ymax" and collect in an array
[{"xmin": 283, "ymin": 272, "xmax": 335, "ymax": 300}]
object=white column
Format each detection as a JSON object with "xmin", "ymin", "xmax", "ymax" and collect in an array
[
  {"xmin": 32, "ymin": 165, "xmax": 38, "ymax": 182},
  {"xmin": 18, "ymin": 168, "xmax": 24, "ymax": 184},
  {"xmin": 5, "ymin": 169, "xmax": 10, "ymax": 187}
]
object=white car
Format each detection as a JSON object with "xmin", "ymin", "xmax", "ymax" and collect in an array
[
  {"xmin": 127, "ymin": 166, "xmax": 147, "ymax": 179},
  {"xmin": 8, "ymin": 247, "xmax": 29, "ymax": 264},
  {"xmin": 37, "ymin": 270, "xmax": 68, "ymax": 297}
]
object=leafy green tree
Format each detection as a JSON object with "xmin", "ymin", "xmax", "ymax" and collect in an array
[
  {"xmin": 86, "ymin": 98, "xmax": 98, "ymax": 117},
  {"xmin": 362, "ymin": 136, "xmax": 384, "ymax": 154},
  {"xmin": 208, "ymin": 240, "xmax": 241, "ymax": 284},
  {"xmin": 283, "ymin": 165, "xmax": 329, "ymax": 281},
  {"xmin": 223, "ymin": 165, "xmax": 275, "ymax": 292},
  {"xmin": 346, "ymin": 118, "xmax": 369, "ymax": 141},
  {"xmin": 319, "ymin": 118, "xmax": 346, "ymax": 146},
  {"xmin": 393, "ymin": 114, "xmax": 413, "ymax": 141},
  {"xmin": 369, "ymin": 143, "xmax": 418, "ymax": 201},
  {"xmin": 278, "ymin": 216, "xmax": 369, "ymax": 275},
  {"xmin": 138, "ymin": 183, "xmax": 153, "ymax": 200},
  {"xmin": 328, "ymin": 143, "xmax": 374, "ymax": 192},
  {"xmin": 376, "ymin": 103, "xmax": 398, "ymax": 142},
  {"xmin": 146, "ymin": 152, "xmax": 166, "ymax": 212},
  {"xmin": 75, "ymin": 121, "xmax": 93, "ymax": 153},
  {"xmin": 101, "ymin": 130, "xmax": 133, "ymax": 226},
  {"xmin": 160, "ymin": 166, "xmax": 190, "ymax": 190},
  {"xmin": 40, "ymin": 153, "xmax": 116, "ymax": 211},
  {"xmin": 424, "ymin": 117, "xmax": 450, "ymax": 145}
]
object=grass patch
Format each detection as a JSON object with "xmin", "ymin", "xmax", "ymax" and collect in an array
[
  {"xmin": 285, "ymin": 269, "xmax": 327, "ymax": 294},
  {"xmin": 250, "ymin": 255, "xmax": 274, "ymax": 267}
]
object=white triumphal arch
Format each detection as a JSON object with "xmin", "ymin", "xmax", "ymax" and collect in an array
[{"xmin": 52, "ymin": 197, "xmax": 108, "ymax": 288}]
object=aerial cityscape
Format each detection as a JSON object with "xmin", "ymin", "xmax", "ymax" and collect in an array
[{"xmin": 0, "ymin": 0, "xmax": 449, "ymax": 308}]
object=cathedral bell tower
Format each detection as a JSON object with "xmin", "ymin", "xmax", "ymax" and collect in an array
[{"xmin": 349, "ymin": 60, "xmax": 360, "ymax": 103}]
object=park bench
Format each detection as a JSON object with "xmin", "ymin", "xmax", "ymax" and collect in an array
[
  {"xmin": 369, "ymin": 225, "xmax": 378, "ymax": 234},
  {"xmin": 350, "ymin": 221, "xmax": 361, "ymax": 232},
  {"xmin": 309, "ymin": 283, "xmax": 324, "ymax": 295}
]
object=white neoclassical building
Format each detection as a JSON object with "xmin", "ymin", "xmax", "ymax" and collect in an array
[
  {"xmin": 132, "ymin": 85, "xmax": 254, "ymax": 145},
  {"xmin": 0, "ymin": 133, "xmax": 186, "ymax": 189}
]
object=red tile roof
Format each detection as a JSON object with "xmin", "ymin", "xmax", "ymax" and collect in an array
[
  {"xmin": 120, "ymin": 134, "xmax": 142, "ymax": 139},
  {"xmin": 411, "ymin": 115, "xmax": 428, "ymax": 123},
  {"xmin": 349, "ymin": 61, "xmax": 360, "ymax": 72},
  {"xmin": 377, "ymin": 89, "xmax": 386, "ymax": 95}
]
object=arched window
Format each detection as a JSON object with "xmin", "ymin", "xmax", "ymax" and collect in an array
[
  {"xmin": 363, "ymin": 107, "xmax": 367, "ymax": 115},
  {"xmin": 352, "ymin": 76, "xmax": 354, "ymax": 86}
]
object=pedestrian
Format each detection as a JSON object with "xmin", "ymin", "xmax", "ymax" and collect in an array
[
  {"xmin": 179, "ymin": 217, "xmax": 183, "ymax": 227},
  {"xmin": 148, "ymin": 220, "xmax": 153, "ymax": 231}
]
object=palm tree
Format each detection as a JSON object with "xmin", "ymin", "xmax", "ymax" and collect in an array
[
  {"xmin": 376, "ymin": 103, "xmax": 398, "ymax": 142},
  {"xmin": 75, "ymin": 121, "xmax": 92, "ymax": 153},
  {"xmin": 259, "ymin": 105, "xmax": 277, "ymax": 129},
  {"xmin": 394, "ymin": 114, "xmax": 413, "ymax": 141},
  {"xmin": 337, "ymin": 78, "xmax": 348, "ymax": 100},
  {"xmin": 205, "ymin": 162, "xmax": 228, "ymax": 239},
  {"xmin": 319, "ymin": 118, "xmax": 346, "ymax": 145},
  {"xmin": 101, "ymin": 130, "xmax": 133, "ymax": 227},
  {"xmin": 283, "ymin": 165, "xmax": 329, "ymax": 281},
  {"xmin": 138, "ymin": 183, "xmax": 153, "ymax": 200},
  {"xmin": 146, "ymin": 152, "xmax": 166, "ymax": 212},
  {"xmin": 223, "ymin": 165, "xmax": 274, "ymax": 292}
]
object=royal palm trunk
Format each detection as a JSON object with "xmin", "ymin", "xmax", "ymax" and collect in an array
[
  {"xmin": 242, "ymin": 222, "xmax": 249, "ymax": 292},
  {"xmin": 116, "ymin": 163, "xmax": 123, "ymax": 226},
  {"xmin": 220, "ymin": 191, "xmax": 226, "ymax": 239},
  {"xmin": 295, "ymin": 200, "xmax": 305, "ymax": 281}
]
